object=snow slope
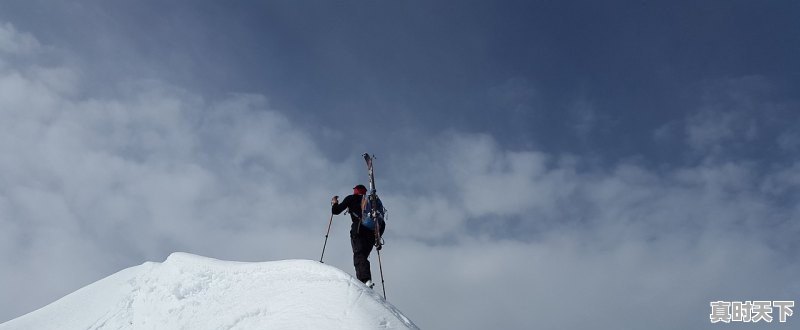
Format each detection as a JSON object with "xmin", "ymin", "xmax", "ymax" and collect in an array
[{"xmin": 0, "ymin": 253, "xmax": 418, "ymax": 330}]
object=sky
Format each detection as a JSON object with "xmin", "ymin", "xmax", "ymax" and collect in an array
[{"xmin": 0, "ymin": 1, "xmax": 798, "ymax": 329}]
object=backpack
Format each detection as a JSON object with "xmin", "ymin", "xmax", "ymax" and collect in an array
[{"xmin": 360, "ymin": 195, "xmax": 386, "ymax": 230}]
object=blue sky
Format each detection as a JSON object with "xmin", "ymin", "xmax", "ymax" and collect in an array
[{"xmin": 1, "ymin": 1, "xmax": 799, "ymax": 329}]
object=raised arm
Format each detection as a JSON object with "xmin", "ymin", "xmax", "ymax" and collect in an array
[{"xmin": 331, "ymin": 195, "xmax": 350, "ymax": 215}]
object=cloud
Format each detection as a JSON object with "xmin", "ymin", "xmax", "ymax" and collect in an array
[
  {"xmin": 387, "ymin": 134, "xmax": 800, "ymax": 329},
  {"xmin": 0, "ymin": 23, "xmax": 41, "ymax": 55},
  {"xmin": 685, "ymin": 108, "xmax": 757, "ymax": 154},
  {"xmin": 0, "ymin": 32, "xmax": 356, "ymax": 319},
  {"xmin": 1, "ymin": 22, "xmax": 798, "ymax": 330},
  {"xmin": 654, "ymin": 75, "xmax": 799, "ymax": 166}
]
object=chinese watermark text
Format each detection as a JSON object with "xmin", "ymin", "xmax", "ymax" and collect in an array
[{"xmin": 710, "ymin": 301, "xmax": 794, "ymax": 323}]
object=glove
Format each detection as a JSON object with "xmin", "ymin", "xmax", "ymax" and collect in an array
[{"xmin": 331, "ymin": 195, "xmax": 339, "ymax": 205}]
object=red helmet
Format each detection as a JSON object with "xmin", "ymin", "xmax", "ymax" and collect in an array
[{"xmin": 353, "ymin": 184, "xmax": 367, "ymax": 195}]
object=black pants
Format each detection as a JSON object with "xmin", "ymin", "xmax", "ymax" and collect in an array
[{"xmin": 350, "ymin": 230, "xmax": 376, "ymax": 283}]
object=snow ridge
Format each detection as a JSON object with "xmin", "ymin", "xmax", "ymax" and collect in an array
[{"xmin": 1, "ymin": 253, "xmax": 418, "ymax": 330}]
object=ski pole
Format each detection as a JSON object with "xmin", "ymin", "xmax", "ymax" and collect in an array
[
  {"xmin": 319, "ymin": 214, "xmax": 334, "ymax": 263},
  {"xmin": 376, "ymin": 245, "xmax": 386, "ymax": 299},
  {"xmin": 375, "ymin": 220, "xmax": 386, "ymax": 298}
]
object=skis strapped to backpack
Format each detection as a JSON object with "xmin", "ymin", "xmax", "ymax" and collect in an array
[
  {"xmin": 363, "ymin": 153, "xmax": 387, "ymax": 299},
  {"xmin": 363, "ymin": 153, "xmax": 384, "ymax": 249}
]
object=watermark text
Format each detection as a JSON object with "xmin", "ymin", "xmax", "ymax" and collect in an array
[{"xmin": 710, "ymin": 301, "xmax": 794, "ymax": 323}]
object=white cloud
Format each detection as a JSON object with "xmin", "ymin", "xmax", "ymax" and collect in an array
[
  {"xmin": 386, "ymin": 135, "xmax": 799, "ymax": 329},
  {"xmin": 678, "ymin": 76, "xmax": 798, "ymax": 160},
  {"xmin": 0, "ymin": 42, "xmax": 357, "ymax": 320},
  {"xmin": 1, "ymin": 24, "xmax": 798, "ymax": 330},
  {"xmin": 0, "ymin": 23, "xmax": 41, "ymax": 55},
  {"xmin": 685, "ymin": 108, "xmax": 757, "ymax": 154},
  {"xmin": 372, "ymin": 129, "xmax": 799, "ymax": 328}
]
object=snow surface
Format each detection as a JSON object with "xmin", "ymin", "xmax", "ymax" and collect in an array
[{"xmin": 0, "ymin": 253, "xmax": 418, "ymax": 330}]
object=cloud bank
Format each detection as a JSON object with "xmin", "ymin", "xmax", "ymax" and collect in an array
[{"xmin": 1, "ymin": 22, "xmax": 798, "ymax": 330}]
